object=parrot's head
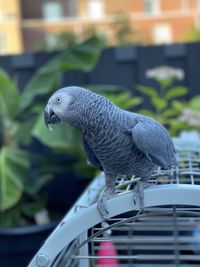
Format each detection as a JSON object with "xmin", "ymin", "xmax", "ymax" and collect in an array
[{"xmin": 44, "ymin": 88, "xmax": 73, "ymax": 131}]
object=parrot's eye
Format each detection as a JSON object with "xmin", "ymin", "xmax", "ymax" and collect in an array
[{"xmin": 56, "ymin": 97, "xmax": 61, "ymax": 104}]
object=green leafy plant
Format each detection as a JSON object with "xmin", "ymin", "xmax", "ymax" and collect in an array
[
  {"xmin": 179, "ymin": 95, "xmax": 200, "ymax": 130},
  {"xmin": 137, "ymin": 66, "xmax": 188, "ymax": 135},
  {"xmin": 111, "ymin": 12, "xmax": 140, "ymax": 45},
  {"xmin": 185, "ymin": 26, "xmax": 200, "ymax": 42},
  {"xmin": 0, "ymin": 69, "xmax": 52, "ymax": 227},
  {"xmin": 0, "ymin": 36, "xmax": 104, "ymax": 227},
  {"xmin": 21, "ymin": 36, "xmax": 104, "ymax": 112},
  {"xmin": 38, "ymin": 31, "xmax": 77, "ymax": 52}
]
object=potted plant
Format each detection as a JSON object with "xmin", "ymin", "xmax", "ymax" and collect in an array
[
  {"xmin": 0, "ymin": 36, "xmax": 104, "ymax": 267},
  {"xmin": 136, "ymin": 65, "xmax": 189, "ymax": 135}
]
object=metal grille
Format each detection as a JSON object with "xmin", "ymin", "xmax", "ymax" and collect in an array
[
  {"xmin": 28, "ymin": 132, "xmax": 200, "ymax": 267},
  {"xmin": 49, "ymin": 148, "xmax": 200, "ymax": 266},
  {"xmin": 116, "ymin": 149, "xmax": 200, "ymax": 190},
  {"xmin": 81, "ymin": 208, "xmax": 200, "ymax": 267}
]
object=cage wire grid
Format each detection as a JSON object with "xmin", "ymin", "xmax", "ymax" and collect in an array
[{"xmin": 28, "ymin": 132, "xmax": 200, "ymax": 267}]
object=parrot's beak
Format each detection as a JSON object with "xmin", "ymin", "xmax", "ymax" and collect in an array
[{"xmin": 44, "ymin": 107, "xmax": 61, "ymax": 131}]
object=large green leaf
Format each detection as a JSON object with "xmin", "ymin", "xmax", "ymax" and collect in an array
[
  {"xmin": 105, "ymin": 92, "xmax": 142, "ymax": 110},
  {"xmin": 32, "ymin": 112, "xmax": 81, "ymax": 151},
  {"xmin": 189, "ymin": 95, "xmax": 200, "ymax": 110},
  {"xmin": 0, "ymin": 203, "xmax": 21, "ymax": 227},
  {"xmin": 0, "ymin": 69, "xmax": 19, "ymax": 118},
  {"xmin": 136, "ymin": 85, "xmax": 158, "ymax": 98},
  {"xmin": 40, "ymin": 35, "xmax": 103, "ymax": 73},
  {"xmin": 21, "ymin": 36, "xmax": 104, "ymax": 111},
  {"xmin": 163, "ymin": 108, "xmax": 181, "ymax": 117},
  {"xmin": 151, "ymin": 96, "xmax": 167, "ymax": 111},
  {"xmin": 165, "ymin": 86, "xmax": 188, "ymax": 99},
  {"xmin": 0, "ymin": 146, "xmax": 30, "ymax": 211},
  {"xmin": 87, "ymin": 85, "xmax": 143, "ymax": 109},
  {"xmin": 15, "ymin": 116, "xmax": 38, "ymax": 145},
  {"xmin": 20, "ymin": 71, "xmax": 61, "ymax": 112},
  {"xmin": 138, "ymin": 109, "xmax": 156, "ymax": 118},
  {"xmin": 171, "ymin": 100, "xmax": 186, "ymax": 112}
]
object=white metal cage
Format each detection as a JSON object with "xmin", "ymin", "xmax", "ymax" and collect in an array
[{"xmin": 28, "ymin": 132, "xmax": 200, "ymax": 267}]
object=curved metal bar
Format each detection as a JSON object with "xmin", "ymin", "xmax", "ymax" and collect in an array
[{"xmin": 28, "ymin": 184, "xmax": 200, "ymax": 267}]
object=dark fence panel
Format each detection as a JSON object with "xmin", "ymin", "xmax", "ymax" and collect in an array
[
  {"xmin": 187, "ymin": 43, "xmax": 200, "ymax": 98},
  {"xmin": 0, "ymin": 42, "xmax": 200, "ymax": 97}
]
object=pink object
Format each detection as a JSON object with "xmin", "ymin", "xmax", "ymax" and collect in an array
[{"xmin": 96, "ymin": 240, "xmax": 119, "ymax": 266}]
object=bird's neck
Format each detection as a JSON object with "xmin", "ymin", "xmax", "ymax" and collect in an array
[{"xmin": 69, "ymin": 95, "xmax": 115, "ymax": 135}]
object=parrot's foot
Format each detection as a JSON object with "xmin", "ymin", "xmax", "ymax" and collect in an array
[
  {"xmin": 97, "ymin": 189, "xmax": 116, "ymax": 220},
  {"xmin": 133, "ymin": 181, "xmax": 152, "ymax": 211}
]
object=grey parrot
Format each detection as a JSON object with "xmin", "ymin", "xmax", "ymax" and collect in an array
[{"xmin": 44, "ymin": 86, "xmax": 177, "ymax": 219}]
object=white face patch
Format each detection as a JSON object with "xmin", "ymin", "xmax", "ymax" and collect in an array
[
  {"xmin": 62, "ymin": 93, "xmax": 73, "ymax": 108},
  {"xmin": 45, "ymin": 91, "xmax": 73, "ymax": 132},
  {"xmin": 52, "ymin": 92, "xmax": 73, "ymax": 117}
]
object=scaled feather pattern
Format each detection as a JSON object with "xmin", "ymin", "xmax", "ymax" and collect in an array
[{"xmin": 44, "ymin": 86, "xmax": 177, "ymax": 219}]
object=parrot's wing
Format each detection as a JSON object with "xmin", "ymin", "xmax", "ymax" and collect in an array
[
  {"xmin": 82, "ymin": 138, "xmax": 103, "ymax": 171},
  {"xmin": 131, "ymin": 120, "xmax": 177, "ymax": 168}
]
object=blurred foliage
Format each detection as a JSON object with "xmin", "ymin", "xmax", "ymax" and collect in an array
[
  {"xmin": 178, "ymin": 95, "xmax": 200, "ymax": 129},
  {"xmin": 86, "ymin": 84, "xmax": 142, "ymax": 109},
  {"xmin": 189, "ymin": 95, "xmax": 200, "ymax": 110},
  {"xmin": 0, "ymin": 69, "xmax": 52, "ymax": 227},
  {"xmin": 82, "ymin": 26, "xmax": 108, "ymax": 46},
  {"xmin": 111, "ymin": 12, "xmax": 141, "ymax": 46},
  {"xmin": 185, "ymin": 26, "xmax": 200, "ymax": 42},
  {"xmin": 37, "ymin": 30, "xmax": 107, "ymax": 52},
  {"xmin": 21, "ymin": 36, "xmax": 104, "ymax": 112},
  {"xmin": 0, "ymin": 35, "xmax": 142, "ymax": 227},
  {"xmin": 2, "ymin": 35, "xmax": 200, "ymax": 228},
  {"xmin": 0, "ymin": 36, "xmax": 104, "ymax": 227},
  {"xmin": 37, "ymin": 12, "xmax": 144, "ymax": 51},
  {"xmin": 38, "ymin": 31, "xmax": 77, "ymax": 52},
  {"xmin": 137, "ymin": 66, "xmax": 189, "ymax": 135}
]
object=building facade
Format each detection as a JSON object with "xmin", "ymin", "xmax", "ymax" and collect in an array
[
  {"xmin": 1, "ymin": 0, "xmax": 200, "ymax": 54},
  {"xmin": 0, "ymin": 0, "xmax": 22, "ymax": 54}
]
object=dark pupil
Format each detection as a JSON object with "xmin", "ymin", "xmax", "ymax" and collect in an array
[{"xmin": 57, "ymin": 98, "xmax": 60, "ymax": 102}]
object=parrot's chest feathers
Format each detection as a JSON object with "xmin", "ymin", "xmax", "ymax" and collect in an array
[
  {"xmin": 84, "ymin": 124, "xmax": 132, "ymax": 157},
  {"xmin": 82, "ymin": 121, "xmax": 154, "ymax": 175},
  {"xmin": 80, "ymin": 107, "xmax": 153, "ymax": 174},
  {"xmin": 83, "ymin": 118, "xmax": 123, "ymax": 147}
]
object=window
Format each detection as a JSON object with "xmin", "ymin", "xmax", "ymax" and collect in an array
[
  {"xmin": 42, "ymin": 2, "xmax": 63, "ymax": 21},
  {"xmin": 143, "ymin": 0, "xmax": 160, "ymax": 15},
  {"xmin": 87, "ymin": 0, "xmax": 104, "ymax": 19},
  {"xmin": 153, "ymin": 24, "xmax": 172, "ymax": 44}
]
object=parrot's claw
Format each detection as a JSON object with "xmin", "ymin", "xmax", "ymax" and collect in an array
[
  {"xmin": 97, "ymin": 189, "xmax": 116, "ymax": 220},
  {"xmin": 133, "ymin": 181, "xmax": 152, "ymax": 211}
]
